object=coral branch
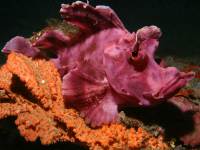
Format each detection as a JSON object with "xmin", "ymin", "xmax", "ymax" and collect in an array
[
  {"xmin": 0, "ymin": 53, "xmax": 168, "ymax": 149},
  {"xmin": 6, "ymin": 53, "xmax": 63, "ymax": 109}
]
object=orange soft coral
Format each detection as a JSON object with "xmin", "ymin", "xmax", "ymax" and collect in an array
[{"xmin": 0, "ymin": 52, "xmax": 169, "ymax": 150}]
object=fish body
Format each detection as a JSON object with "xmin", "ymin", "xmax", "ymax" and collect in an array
[{"xmin": 2, "ymin": 1, "xmax": 194, "ymax": 127}]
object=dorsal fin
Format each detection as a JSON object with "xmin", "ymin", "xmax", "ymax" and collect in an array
[
  {"xmin": 30, "ymin": 1, "xmax": 127, "ymax": 55},
  {"xmin": 60, "ymin": 1, "xmax": 126, "ymax": 33}
]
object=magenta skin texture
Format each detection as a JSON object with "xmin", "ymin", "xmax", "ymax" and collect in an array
[{"xmin": 2, "ymin": 1, "xmax": 194, "ymax": 127}]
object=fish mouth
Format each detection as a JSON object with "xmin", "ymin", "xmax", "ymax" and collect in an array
[{"xmin": 143, "ymin": 71, "xmax": 195, "ymax": 101}]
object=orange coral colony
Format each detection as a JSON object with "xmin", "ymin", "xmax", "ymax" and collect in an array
[{"xmin": 0, "ymin": 52, "xmax": 169, "ymax": 149}]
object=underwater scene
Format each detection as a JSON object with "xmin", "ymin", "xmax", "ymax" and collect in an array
[{"xmin": 0, "ymin": 1, "xmax": 200, "ymax": 150}]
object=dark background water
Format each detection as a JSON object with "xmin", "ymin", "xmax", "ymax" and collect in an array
[
  {"xmin": 0, "ymin": 0, "xmax": 200, "ymax": 149},
  {"xmin": 0, "ymin": 0, "xmax": 200, "ymax": 61}
]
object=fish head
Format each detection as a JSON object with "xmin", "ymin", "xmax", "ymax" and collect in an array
[{"xmin": 103, "ymin": 26, "xmax": 194, "ymax": 106}]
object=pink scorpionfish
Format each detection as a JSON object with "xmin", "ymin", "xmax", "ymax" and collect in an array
[{"xmin": 2, "ymin": 1, "xmax": 194, "ymax": 127}]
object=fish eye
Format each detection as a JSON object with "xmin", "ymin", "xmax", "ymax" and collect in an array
[{"xmin": 131, "ymin": 50, "xmax": 138, "ymax": 57}]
